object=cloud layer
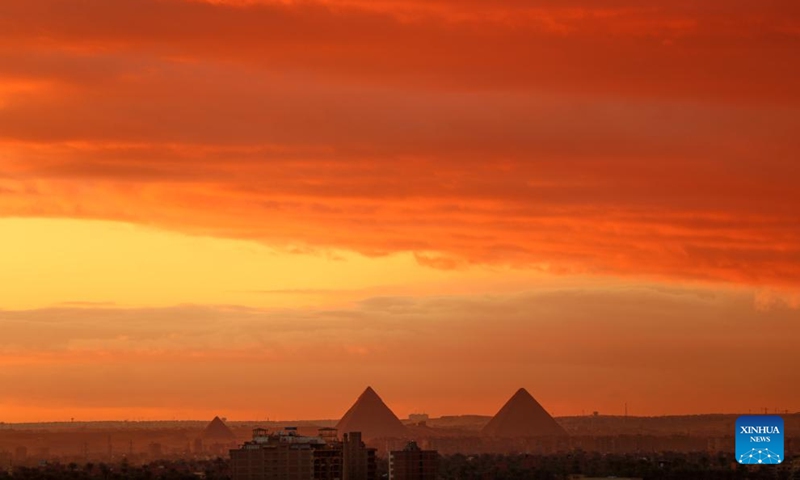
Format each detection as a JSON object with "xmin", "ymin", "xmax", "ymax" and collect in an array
[
  {"xmin": 1, "ymin": 0, "xmax": 799, "ymax": 286},
  {"xmin": 1, "ymin": 286, "xmax": 798, "ymax": 420}
]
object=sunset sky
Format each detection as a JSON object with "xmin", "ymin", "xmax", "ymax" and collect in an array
[{"xmin": 1, "ymin": 0, "xmax": 799, "ymax": 423}]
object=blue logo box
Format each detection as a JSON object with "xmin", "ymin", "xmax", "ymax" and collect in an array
[{"xmin": 736, "ymin": 415, "xmax": 784, "ymax": 464}]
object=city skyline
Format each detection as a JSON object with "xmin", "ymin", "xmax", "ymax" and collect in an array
[{"xmin": 1, "ymin": 0, "xmax": 799, "ymax": 423}]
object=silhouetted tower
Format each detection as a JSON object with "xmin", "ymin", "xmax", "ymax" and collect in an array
[
  {"xmin": 342, "ymin": 432, "xmax": 377, "ymax": 480},
  {"xmin": 389, "ymin": 442, "xmax": 438, "ymax": 480}
]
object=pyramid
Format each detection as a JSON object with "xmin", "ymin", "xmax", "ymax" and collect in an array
[
  {"xmin": 201, "ymin": 416, "xmax": 236, "ymax": 441},
  {"xmin": 336, "ymin": 387, "xmax": 408, "ymax": 439},
  {"xmin": 482, "ymin": 388, "xmax": 567, "ymax": 437}
]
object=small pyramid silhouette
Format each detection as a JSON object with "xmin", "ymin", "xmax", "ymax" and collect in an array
[
  {"xmin": 482, "ymin": 388, "xmax": 567, "ymax": 437},
  {"xmin": 336, "ymin": 387, "xmax": 408, "ymax": 440},
  {"xmin": 201, "ymin": 416, "xmax": 236, "ymax": 441}
]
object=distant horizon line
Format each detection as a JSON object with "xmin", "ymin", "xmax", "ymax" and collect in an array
[{"xmin": 4, "ymin": 411, "xmax": 798, "ymax": 426}]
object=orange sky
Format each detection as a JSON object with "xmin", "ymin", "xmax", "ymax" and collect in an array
[{"xmin": 0, "ymin": 0, "xmax": 799, "ymax": 423}]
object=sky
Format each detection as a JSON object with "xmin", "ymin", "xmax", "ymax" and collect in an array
[{"xmin": 1, "ymin": 0, "xmax": 799, "ymax": 423}]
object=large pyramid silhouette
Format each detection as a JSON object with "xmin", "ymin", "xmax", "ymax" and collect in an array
[
  {"xmin": 201, "ymin": 416, "xmax": 236, "ymax": 441},
  {"xmin": 336, "ymin": 387, "xmax": 408, "ymax": 439},
  {"xmin": 482, "ymin": 388, "xmax": 567, "ymax": 437}
]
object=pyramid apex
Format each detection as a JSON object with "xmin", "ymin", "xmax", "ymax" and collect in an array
[
  {"xmin": 336, "ymin": 386, "xmax": 407, "ymax": 440},
  {"xmin": 482, "ymin": 388, "xmax": 566, "ymax": 437},
  {"xmin": 360, "ymin": 386, "xmax": 382, "ymax": 399},
  {"xmin": 512, "ymin": 388, "xmax": 534, "ymax": 400},
  {"xmin": 202, "ymin": 415, "xmax": 235, "ymax": 441}
]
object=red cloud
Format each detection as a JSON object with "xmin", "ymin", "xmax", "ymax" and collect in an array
[{"xmin": 1, "ymin": 0, "xmax": 799, "ymax": 286}]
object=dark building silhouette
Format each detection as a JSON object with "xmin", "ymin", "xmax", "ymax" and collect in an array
[
  {"xmin": 342, "ymin": 432, "xmax": 377, "ymax": 480},
  {"xmin": 230, "ymin": 428, "xmax": 322, "ymax": 480},
  {"xmin": 230, "ymin": 428, "xmax": 375, "ymax": 480},
  {"xmin": 388, "ymin": 442, "xmax": 438, "ymax": 480},
  {"xmin": 313, "ymin": 445, "xmax": 342, "ymax": 480}
]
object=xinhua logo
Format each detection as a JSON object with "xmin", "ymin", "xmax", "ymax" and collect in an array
[{"xmin": 736, "ymin": 415, "xmax": 784, "ymax": 464}]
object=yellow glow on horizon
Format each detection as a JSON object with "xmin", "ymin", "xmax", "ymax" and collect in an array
[
  {"xmin": 0, "ymin": 218, "xmax": 426, "ymax": 309},
  {"xmin": 0, "ymin": 217, "xmax": 549, "ymax": 310}
]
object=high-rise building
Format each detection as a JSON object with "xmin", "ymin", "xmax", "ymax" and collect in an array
[
  {"xmin": 231, "ymin": 428, "xmax": 322, "ymax": 480},
  {"xmin": 388, "ymin": 442, "xmax": 438, "ymax": 480},
  {"xmin": 342, "ymin": 432, "xmax": 377, "ymax": 480},
  {"xmin": 230, "ymin": 428, "xmax": 375, "ymax": 480}
]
